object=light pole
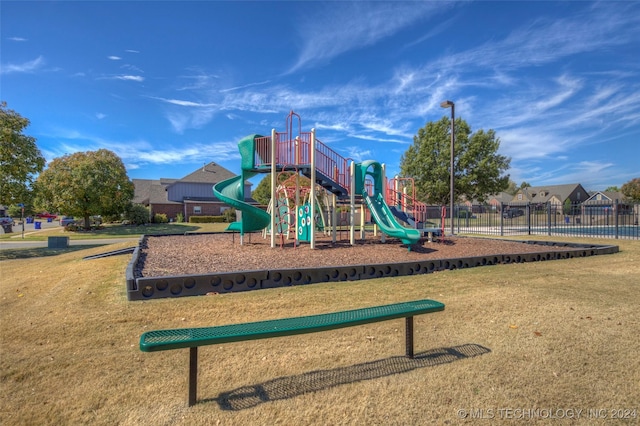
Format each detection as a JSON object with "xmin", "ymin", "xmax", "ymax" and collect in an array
[{"xmin": 440, "ymin": 100, "xmax": 455, "ymax": 236}]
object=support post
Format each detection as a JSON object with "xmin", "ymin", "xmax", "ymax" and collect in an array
[
  {"xmin": 270, "ymin": 129, "xmax": 277, "ymax": 248},
  {"xmin": 405, "ymin": 317, "xmax": 414, "ymax": 358},
  {"xmin": 332, "ymin": 194, "xmax": 337, "ymax": 243},
  {"xmin": 380, "ymin": 163, "xmax": 386, "ymax": 243},
  {"xmin": 188, "ymin": 347, "xmax": 198, "ymax": 406},
  {"xmin": 615, "ymin": 199, "xmax": 619, "ymax": 239},
  {"xmin": 350, "ymin": 161, "xmax": 355, "ymax": 246},
  {"xmin": 310, "ymin": 128, "xmax": 316, "ymax": 249}
]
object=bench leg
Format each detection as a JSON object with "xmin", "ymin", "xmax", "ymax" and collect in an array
[
  {"xmin": 405, "ymin": 316, "xmax": 414, "ymax": 358},
  {"xmin": 189, "ymin": 347, "xmax": 198, "ymax": 406}
]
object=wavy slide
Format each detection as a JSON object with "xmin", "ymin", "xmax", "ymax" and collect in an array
[
  {"xmin": 356, "ymin": 161, "xmax": 421, "ymax": 247},
  {"xmin": 364, "ymin": 193, "xmax": 421, "ymax": 246},
  {"xmin": 213, "ymin": 172, "xmax": 270, "ymax": 233}
]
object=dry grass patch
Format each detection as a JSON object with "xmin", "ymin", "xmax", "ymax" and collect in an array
[{"xmin": 1, "ymin": 237, "xmax": 638, "ymax": 425}]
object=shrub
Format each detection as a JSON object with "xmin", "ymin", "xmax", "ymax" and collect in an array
[
  {"xmin": 153, "ymin": 213, "xmax": 168, "ymax": 223},
  {"xmin": 176, "ymin": 213, "xmax": 184, "ymax": 223},
  {"xmin": 102, "ymin": 213, "xmax": 121, "ymax": 223},
  {"xmin": 222, "ymin": 208, "xmax": 236, "ymax": 223},
  {"xmin": 64, "ymin": 223, "xmax": 79, "ymax": 232},
  {"xmin": 189, "ymin": 215, "xmax": 225, "ymax": 223},
  {"xmin": 125, "ymin": 204, "xmax": 150, "ymax": 225}
]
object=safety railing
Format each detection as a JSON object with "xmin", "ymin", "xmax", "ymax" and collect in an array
[{"xmin": 253, "ymin": 132, "xmax": 350, "ymax": 193}]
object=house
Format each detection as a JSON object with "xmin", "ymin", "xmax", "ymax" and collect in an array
[
  {"xmin": 133, "ymin": 162, "xmax": 256, "ymax": 222},
  {"xmin": 486, "ymin": 192, "xmax": 514, "ymax": 211},
  {"xmin": 511, "ymin": 183, "xmax": 588, "ymax": 213},
  {"xmin": 583, "ymin": 191, "xmax": 634, "ymax": 218}
]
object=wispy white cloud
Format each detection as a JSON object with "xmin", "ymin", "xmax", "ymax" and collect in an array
[
  {"xmin": 522, "ymin": 160, "xmax": 624, "ymax": 190},
  {"xmin": 287, "ymin": 2, "xmax": 447, "ymax": 74},
  {"xmin": 108, "ymin": 56, "xmax": 122, "ymax": 60},
  {"xmin": 341, "ymin": 146, "xmax": 372, "ymax": 163},
  {"xmin": 219, "ymin": 80, "xmax": 271, "ymax": 93},
  {"xmin": 125, "ymin": 49, "xmax": 140, "ymax": 54},
  {"xmin": 43, "ymin": 127, "xmax": 241, "ymax": 169},
  {"xmin": 153, "ymin": 97, "xmax": 217, "ymax": 108},
  {"xmin": 428, "ymin": 3, "xmax": 640, "ymax": 76},
  {"xmin": 96, "ymin": 113, "xmax": 106, "ymax": 120},
  {"xmin": 8, "ymin": 36, "xmax": 28, "ymax": 42},
  {"xmin": 114, "ymin": 75, "xmax": 144, "ymax": 82},
  {"xmin": 166, "ymin": 109, "xmax": 218, "ymax": 133},
  {"xmin": 121, "ymin": 63, "xmax": 144, "ymax": 73},
  {"xmin": 0, "ymin": 55, "xmax": 45, "ymax": 74}
]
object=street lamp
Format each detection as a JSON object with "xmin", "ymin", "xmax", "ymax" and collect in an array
[{"xmin": 440, "ymin": 100, "xmax": 455, "ymax": 236}]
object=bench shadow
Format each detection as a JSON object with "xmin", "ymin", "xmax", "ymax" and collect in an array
[{"xmin": 207, "ymin": 343, "xmax": 490, "ymax": 411}]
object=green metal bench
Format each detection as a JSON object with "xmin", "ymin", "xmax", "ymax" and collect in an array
[{"xmin": 140, "ymin": 299, "xmax": 445, "ymax": 406}]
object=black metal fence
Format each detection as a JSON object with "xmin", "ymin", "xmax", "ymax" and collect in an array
[{"xmin": 425, "ymin": 200, "xmax": 639, "ymax": 240}]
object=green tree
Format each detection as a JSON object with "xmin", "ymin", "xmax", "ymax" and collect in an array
[
  {"xmin": 505, "ymin": 179, "xmax": 519, "ymax": 195},
  {"xmin": 563, "ymin": 198, "xmax": 572, "ymax": 215},
  {"xmin": 604, "ymin": 186, "xmax": 620, "ymax": 192},
  {"xmin": 621, "ymin": 177, "xmax": 640, "ymax": 202},
  {"xmin": 35, "ymin": 149, "xmax": 134, "ymax": 229},
  {"xmin": 252, "ymin": 172, "xmax": 312, "ymax": 205},
  {"xmin": 0, "ymin": 102, "xmax": 46, "ymax": 207},
  {"xmin": 399, "ymin": 116, "xmax": 510, "ymax": 205},
  {"xmin": 519, "ymin": 181, "xmax": 532, "ymax": 189},
  {"xmin": 252, "ymin": 174, "xmax": 274, "ymax": 205}
]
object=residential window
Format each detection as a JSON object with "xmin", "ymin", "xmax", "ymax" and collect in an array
[
  {"xmin": 517, "ymin": 194, "xmax": 523, "ymax": 200},
  {"xmin": 193, "ymin": 206, "xmax": 202, "ymax": 214}
]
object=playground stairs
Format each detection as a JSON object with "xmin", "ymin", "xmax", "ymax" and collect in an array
[{"xmin": 300, "ymin": 168, "xmax": 349, "ymax": 198}]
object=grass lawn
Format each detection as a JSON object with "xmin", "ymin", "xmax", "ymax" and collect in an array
[{"xmin": 0, "ymin": 236, "xmax": 638, "ymax": 425}]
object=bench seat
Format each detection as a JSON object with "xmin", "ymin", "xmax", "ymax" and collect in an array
[
  {"xmin": 140, "ymin": 299, "xmax": 444, "ymax": 352},
  {"xmin": 140, "ymin": 299, "xmax": 445, "ymax": 405}
]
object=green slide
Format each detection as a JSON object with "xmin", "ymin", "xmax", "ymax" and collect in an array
[
  {"xmin": 355, "ymin": 161, "xmax": 421, "ymax": 247},
  {"xmin": 213, "ymin": 172, "xmax": 270, "ymax": 234}
]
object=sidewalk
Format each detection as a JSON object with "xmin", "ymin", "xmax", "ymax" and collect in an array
[{"xmin": 1, "ymin": 221, "xmax": 138, "ymax": 250}]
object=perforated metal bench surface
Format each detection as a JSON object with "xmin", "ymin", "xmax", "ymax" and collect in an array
[
  {"xmin": 139, "ymin": 299, "xmax": 445, "ymax": 406},
  {"xmin": 140, "ymin": 299, "xmax": 444, "ymax": 352}
]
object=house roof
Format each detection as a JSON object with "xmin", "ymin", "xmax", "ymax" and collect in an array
[
  {"xmin": 584, "ymin": 190, "xmax": 625, "ymax": 204},
  {"xmin": 515, "ymin": 183, "xmax": 585, "ymax": 203},
  {"xmin": 173, "ymin": 162, "xmax": 236, "ymax": 185},
  {"xmin": 132, "ymin": 179, "xmax": 158, "ymax": 204},
  {"xmin": 487, "ymin": 192, "xmax": 514, "ymax": 204},
  {"xmin": 133, "ymin": 162, "xmax": 241, "ymax": 206},
  {"xmin": 149, "ymin": 184, "xmax": 181, "ymax": 205}
]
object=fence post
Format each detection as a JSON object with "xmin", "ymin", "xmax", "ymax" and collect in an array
[
  {"xmin": 547, "ymin": 202, "xmax": 552, "ymax": 236},
  {"xmin": 500, "ymin": 202, "xmax": 504, "ymax": 236},
  {"xmin": 527, "ymin": 203, "xmax": 531, "ymax": 235},
  {"xmin": 615, "ymin": 199, "xmax": 619, "ymax": 239}
]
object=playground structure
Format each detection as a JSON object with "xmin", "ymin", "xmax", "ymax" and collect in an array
[
  {"xmin": 213, "ymin": 111, "xmax": 428, "ymax": 250},
  {"xmin": 262, "ymin": 172, "xmax": 328, "ymax": 243}
]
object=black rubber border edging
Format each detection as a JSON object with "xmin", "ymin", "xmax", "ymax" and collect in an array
[{"xmin": 125, "ymin": 236, "xmax": 619, "ymax": 301}]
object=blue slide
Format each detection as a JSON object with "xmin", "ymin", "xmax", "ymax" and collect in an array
[{"xmin": 355, "ymin": 161, "xmax": 421, "ymax": 247}]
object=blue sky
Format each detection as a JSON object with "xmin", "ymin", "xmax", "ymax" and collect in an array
[{"xmin": 2, "ymin": 1, "xmax": 639, "ymax": 192}]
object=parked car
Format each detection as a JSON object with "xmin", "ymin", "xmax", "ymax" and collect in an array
[
  {"xmin": 503, "ymin": 209, "xmax": 525, "ymax": 219},
  {"xmin": 35, "ymin": 212, "xmax": 58, "ymax": 219},
  {"xmin": 0, "ymin": 216, "xmax": 14, "ymax": 226},
  {"xmin": 60, "ymin": 216, "xmax": 76, "ymax": 226}
]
